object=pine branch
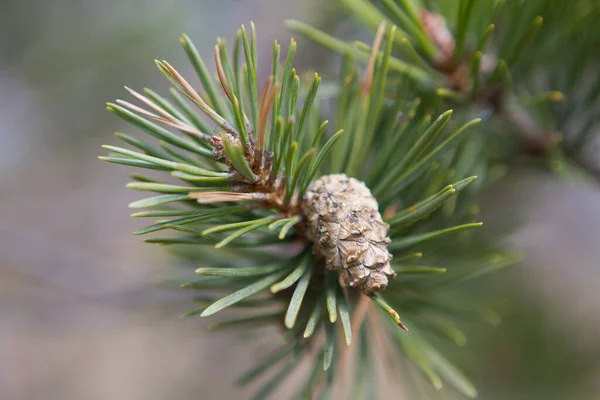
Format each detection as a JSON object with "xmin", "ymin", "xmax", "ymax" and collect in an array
[
  {"xmin": 290, "ymin": 0, "xmax": 600, "ymax": 184},
  {"xmin": 100, "ymin": 17, "xmax": 523, "ymax": 399}
]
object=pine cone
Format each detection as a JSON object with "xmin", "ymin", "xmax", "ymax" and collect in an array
[{"xmin": 302, "ymin": 174, "xmax": 395, "ymax": 293}]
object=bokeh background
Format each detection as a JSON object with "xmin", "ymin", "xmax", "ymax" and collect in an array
[{"xmin": 1, "ymin": 1, "xmax": 599, "ymax": 399}]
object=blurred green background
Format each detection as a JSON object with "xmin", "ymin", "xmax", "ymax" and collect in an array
[{"xmin": 1, "ymin": 1, "xmax": 599, "ymax": 399}]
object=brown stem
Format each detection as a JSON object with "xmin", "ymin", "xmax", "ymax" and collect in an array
[{"xmin": 499, "ymin": 100, "xmax": 561, "ymax": 157}]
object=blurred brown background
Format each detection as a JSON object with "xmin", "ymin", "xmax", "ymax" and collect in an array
[{"xmin": 1, "ymin": 1, "xmax": 599, "ymax": 399}]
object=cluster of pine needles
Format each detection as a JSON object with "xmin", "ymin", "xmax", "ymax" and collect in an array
[{"xmin": 101, "ymin": 0, "xmax": 600, "ymax": 398}]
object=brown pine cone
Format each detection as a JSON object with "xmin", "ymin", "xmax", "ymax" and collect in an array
[{"xmin": 302, "ymin": 174, "xmax": 395, "ymax": 293}]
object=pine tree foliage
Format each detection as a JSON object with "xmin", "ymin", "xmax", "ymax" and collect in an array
[
  {"xmin": 288, "ymin": 0, "xmax": 600, "ymax": 183},
  {"xmin": 98, "ymin": 0, "xmax": 599, "ymax": 398}
]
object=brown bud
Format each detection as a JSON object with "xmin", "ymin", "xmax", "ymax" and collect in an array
[
  {"xmin": 421, "ymin": 10, "xmax": 455, "ymax": 65},
  {"xmin": 302, "ymin": 174, "xmax": 395, "ymax": 293}
]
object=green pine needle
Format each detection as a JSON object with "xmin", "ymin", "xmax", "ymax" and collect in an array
[
  {"xmin": 201, "ymin": 271, "xmax": 290, "ymax": 317},
  {"xmin": 284, "ymin": 265, "xmax": 312, "ymax": 328}
]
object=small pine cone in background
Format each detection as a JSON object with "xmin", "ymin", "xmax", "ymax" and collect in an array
[{"xmin": 302, "ymin": 174, "xmax": 395, "ymax": 293}]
